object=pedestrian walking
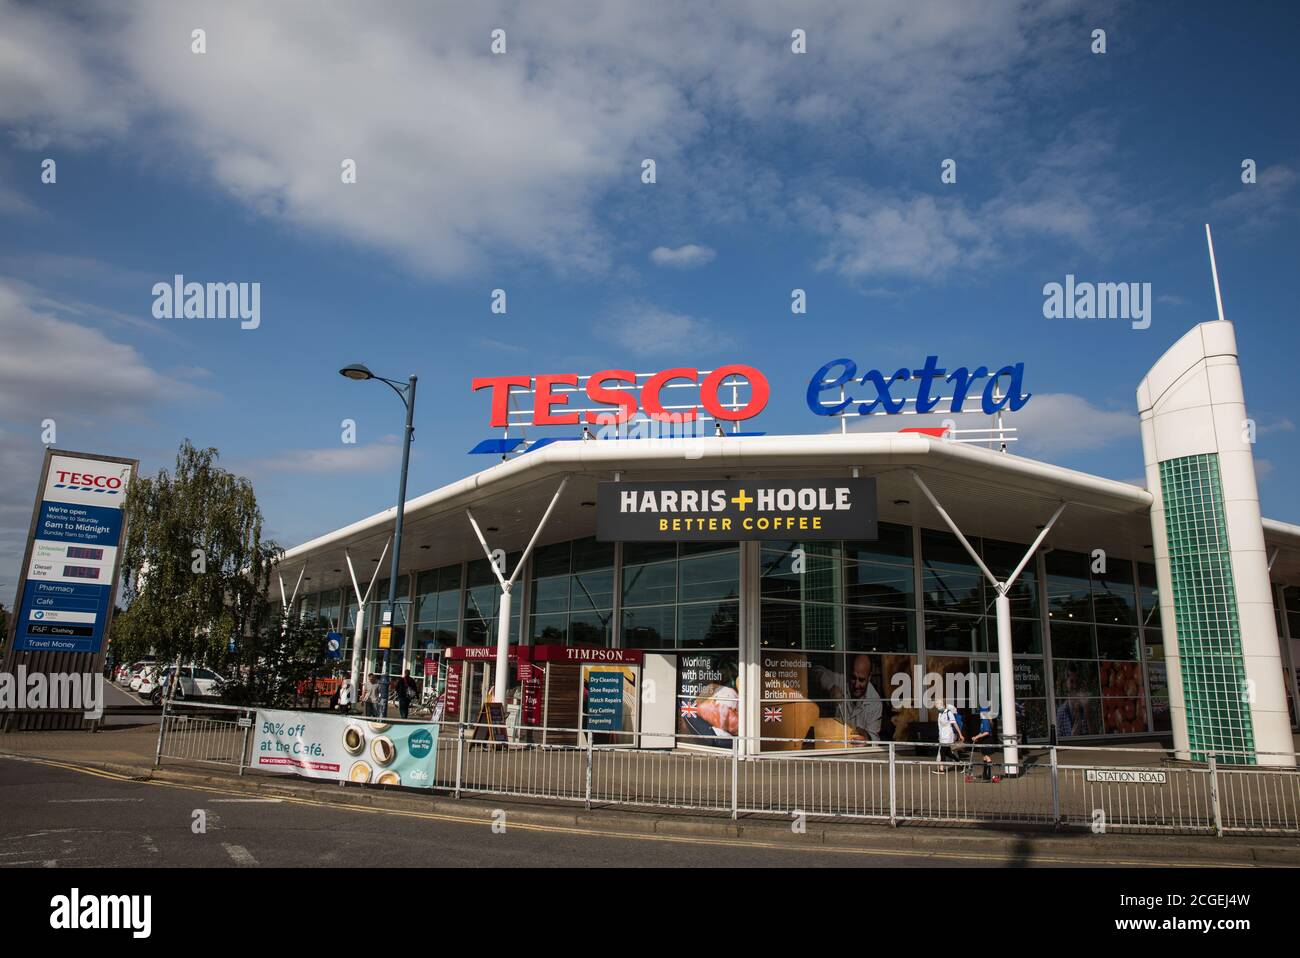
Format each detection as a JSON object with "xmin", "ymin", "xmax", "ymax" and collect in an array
[
  {"xmin": 361, "ymin": 673, "xmax": 380, "ymax": 718},
  {"xmin": 932, "ymin": 697, "xmax": 964, "ymax": 774},
  {"xmin": 337, "ymin": 676, "xmax": 354, "ymax": 714},
  {"xmin": 395, "ymin": 669, "xmax": 416, "ymax": 720},
  {"xmin": 972, "ymin": 705, "xmax": 996, "ymax": 781}
]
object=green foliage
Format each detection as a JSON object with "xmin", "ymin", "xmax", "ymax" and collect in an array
[
  {"xmin": 218, "ymin": 610, "xmax": 331, "ymax": 709},
  {"xmin": 113, "ymin": 440, "xmax": 280, "ymax": 666}
]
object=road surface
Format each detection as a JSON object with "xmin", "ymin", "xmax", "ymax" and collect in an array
[{"xmin": 0, "ymin": 756, "xmax": 1107, "ymax": 868}]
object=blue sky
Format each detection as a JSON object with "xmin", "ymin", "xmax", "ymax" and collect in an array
[{"xmin": 1, "ymin": 0, "xmax": 1298, "ymax": 593}]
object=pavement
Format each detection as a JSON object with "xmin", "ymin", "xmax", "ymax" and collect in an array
[{"xmin": 2, "ymin": 721, "xmax": 1299, "ymax": 867}]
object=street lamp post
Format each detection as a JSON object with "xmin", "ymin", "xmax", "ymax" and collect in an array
[{"xmin": 339, "ymin": 363, "xmax": 417, "ymax": 720}]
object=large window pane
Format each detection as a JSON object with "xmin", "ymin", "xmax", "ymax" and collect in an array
[
  {"xmin": 679, "ymin": 551, "xmax": 740, "ymax": 603},
  {"xmin": 622, "ymin": 560, "xmax": 676, "ymax": 607},
  {"xmin": 979, "ymin": 617, "xmax": 1042, "ymax": 655},
  {"xmin": 679, "ymin": 600, "xmax": 739, "ymax": 649},
  {"xmin": 845, "ymin": 557, "xmax": 913, "ymax": 609},
  {"xmin": 1045, "ymin": 551, "xmax": 1093, "ymax": 622},
  {"xmin": 569, "ymin": 609, "xmax": 614, "ymax": 647},
  {"xmin": 530, "ymin": 612, "xmax": 568, "ymax": 644},
  {"xmin": 845, "ymin": 607, "xmax": 913, "ymax": 653},
  {"xmin": 571, "ymin": 537, "xmax": 615, "ymax": 572},
  {"xmin": 623, "ymin": 540, "xmax": 677, "ymax": 565},
  {"xmin": 1092, "ymin": 559, "xmax": 1138, "ymax": 626},
  {"xmin": 925, "ymin": 612, "xmax": 981, "ymax": 653},
  {"xmin": 1096, "ymin": 625, "xmax": 1139, "ymax": 661},
  {"xmin": 921, "ymin": 529, "xmax": 984, "ymax": 615},
  {"xmin": 621, "ymin": 604, "xmax": 675, "ymax": 648},
  {"xmin": 571, "ymin": 569, "xmax": 614, "ymax": 612},
  {"xmin": 983, "ymin": 538, "xmax": 1039, "ymax": 619},
  {"xmin": 1137, "ymin": 562, "xmax": 1161, "ymax": 627},
  {"xmin": 761, "ymin": 601, "xmax": 810, "ymax": 650},
  {"xmin": 531, "ymin": 576, "xmax": 570, "ymax": 615},
  {"xmin": 531, "ymin": 540, "xmax": 572, "ymax": 578},
  {"xmin": 1050, "ymin": 621, "xmax": 1095, "ymax": 659}
]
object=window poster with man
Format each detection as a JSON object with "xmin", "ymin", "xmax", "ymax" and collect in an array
[
  {"xmin": 759, "ymin": 651, "xmax": 917, "ymax": 751},
  {"xmin": 676, "ymin": 652, "xmax": 740, "ymax": 748}
]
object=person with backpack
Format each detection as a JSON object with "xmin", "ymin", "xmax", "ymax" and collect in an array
[
  {"xmin": 932, "ymin": 697, "xmax": 964, "ymax": 774},
  {"xmin": 971, "ymin": 705, "xmax": 997, "ymax": 781},
  {"xmin": 395, "ymin": 669, "xmax": 417, "ymax": 719}
]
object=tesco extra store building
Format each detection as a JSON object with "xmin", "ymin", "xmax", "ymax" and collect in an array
[{"xmin": 277, "ymin": 319, "xmax": 1300, "ymax": 767}]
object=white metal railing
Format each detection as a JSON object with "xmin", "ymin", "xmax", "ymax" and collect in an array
[{"xmin": 137, "ymin": 705, "xmax": 1300, "ymax": 836}]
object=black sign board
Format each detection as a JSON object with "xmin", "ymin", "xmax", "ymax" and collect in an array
[
  {"xmin": 472, "ymin": 702, "xmax": 509, "ymax": 744},
  {"xmin": 596, "ymin": 478, "xmax": 877, "ymax": 541}
]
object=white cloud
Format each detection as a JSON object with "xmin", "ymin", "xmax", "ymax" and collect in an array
[
  {"xmin": 0, "ymin": 280, "xmax": 200, "ymax": 424},
  {"xmin": 844, "ymin": 392, "xmax": 1135, "ymax": 458},
  {"xmin": 804, "ymin": 116, "xmax": 1154, "ymax": 284},
  {"xmin": 1008, "ymin": 393, "xmax": 1135, "ymax": 457},
  {"xmin": 0, "ymin": 0, "xmax": 1093, "ymax": 280},
  {"xmin": 246, "ymin": 442, "xmax": 402, "ymax": 475},
  {"xmin": 598, "ymin": 300, "xmax": 733, "ymax": 357},
  {"xmin": 650, "ymin": 244, "xmax": 716, "ymax": 269},
  {"xmin": 807, "ymin": 193, "xmax": 993, "ymax": 281},
  {"xmin": 0, "ymin": 428, "xmax": 42, "ymax": 590},
  {"xmin": 1210, "ymin": 164, "xmax": 1299, "ymax": 233},
  {"xmin": 0, "ymin": 281, "xmax": 206, "ymax": 586}
]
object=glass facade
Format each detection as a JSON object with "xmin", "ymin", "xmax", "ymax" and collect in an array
[
  {"xmin": 622, "ymin": 541, "xmax": 740, "ymax": 650},
  {"xmin": 530, "ymin": 537, "xmax": 615, "ymax": 647},
  {"xmin": 760, "ymin": 526, "xmax": 917, "ymax": 750},
  {"xmin": 1045, "ymin": 549, "xmax": 1148, "ymax": 739},
  {"xmin": 287, "ymin": 521, "xmax": 1184, "ymax": 746},
  {"xmin": 1158, "ymin": 453, "xmax": 1255, "ymax": 763}
]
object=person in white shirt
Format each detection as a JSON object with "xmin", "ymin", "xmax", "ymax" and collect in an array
[
  {"xmin": 337, "ymin": 677, "xmax": 354, "ymax": 714},
  {"xmin": 933, "ymin": 697, "xmax": 964, "ymax": 774}
]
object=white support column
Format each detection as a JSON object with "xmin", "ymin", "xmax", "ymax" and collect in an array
[
  {"xmin": 494, "ymin": 588, "xmax": 513, "ymax": 704},
  {"xmin": 344, "ymin": 539, "xmax": 390, "ymax": 698},
  {"xmin": 467, "ymin": 477, "xmax": 569, "ymax": 702},
  {"xmin": 277, "ymin": 565, "xmax": 306, "ymax": 639},
  {"xmin": 909, "ymin": 470, "xmax": 1066, "ymax": 776}
]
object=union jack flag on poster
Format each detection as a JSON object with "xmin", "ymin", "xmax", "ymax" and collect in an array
[
  {"xmin": 763, "ymin": 706, "xmax": 783, "ymax": 723},
  {"xmin": 679, "ymin": 701, "xmax": 698, "ymax": 719}
]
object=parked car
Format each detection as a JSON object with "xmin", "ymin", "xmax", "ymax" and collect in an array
[
  {"xmin": 150, "ymin": 665, "xmax": 226, "ymax": 704},
  {"xmin": 136, "ymin": 667, "xmax": 160, "ymax": 697},
  {"xmin": 119, "ymin": 658, "xmax": 154, "ymax": 686}
]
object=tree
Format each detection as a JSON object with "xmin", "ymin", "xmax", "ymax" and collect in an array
[
  {"xmin": 220, "ymin": 608, "xmax": 330, "ymax": 709},
  {"xmin": 114, "ymin": 440, "xmax": 281, "ymax": 668}
]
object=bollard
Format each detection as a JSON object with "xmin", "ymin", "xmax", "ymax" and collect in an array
[
  {"xmin": 584, "ymin": 732, "xmax": 594, "ymax": 811},
  {"xmin": 153, "ymin": 695, "xmax": 168, "ymax": 768},
  {"xmin": 1208, "ymin": 753, "xmax": 1223, "ymax": 838},
  {"xmin": 1050, "ymin": 746, "xmax": 1060, "ymax": 828},
  {"xmin": 731, "ymin": 736, "xmax": 739, "ymax": 820},
  {"xmin": 454, "ymin": 723, "xmax": 465, "ymax": 799},
  {"xmin": 888, "ymin": 742, "xmax": 897, "ymax": 826}
]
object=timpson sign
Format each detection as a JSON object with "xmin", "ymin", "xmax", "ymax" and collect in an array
[{"xmin": 596, "ymin": 479, "xmax": 876, "ymax": 541}]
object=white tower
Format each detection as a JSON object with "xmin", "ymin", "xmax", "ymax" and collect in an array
[{"xmin": 1135, "ymin": 227, "xmax": 1294, "ymax": 766}]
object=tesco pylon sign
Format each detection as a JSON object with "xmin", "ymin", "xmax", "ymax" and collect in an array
[{"xmin": 472, "ymin": 364, "xmax": 770, "ymax": 426}]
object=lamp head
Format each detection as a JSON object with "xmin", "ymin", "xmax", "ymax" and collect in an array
[{"xmin": 339, "ymin": 362, "xmax": 374, "ymax": 381}]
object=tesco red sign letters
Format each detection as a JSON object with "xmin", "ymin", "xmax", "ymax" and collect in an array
[{"xmin": 472, "ymin": 364, "xmax": 770, "ymax": 427}]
